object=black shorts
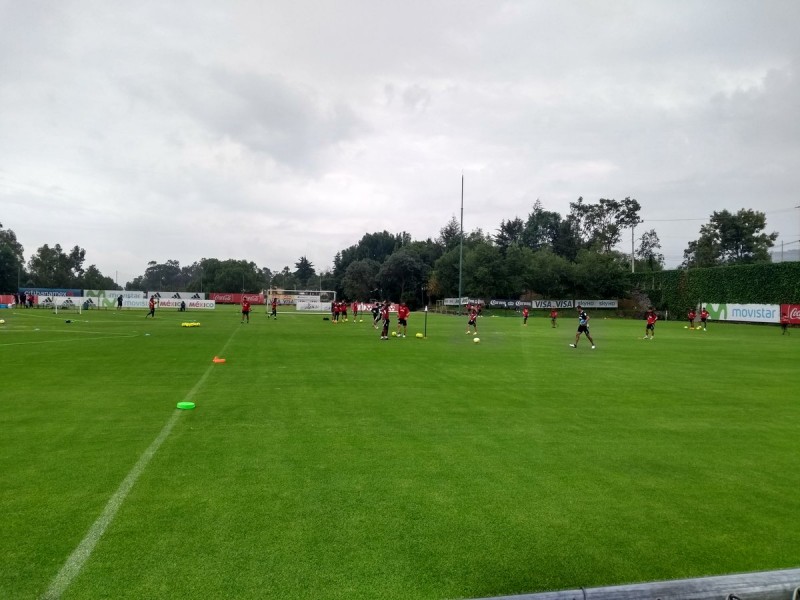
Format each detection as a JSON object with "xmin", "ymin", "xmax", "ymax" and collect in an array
[
  {"xmin": 398, "ymin": 318, "xmax": 407, "ymax": 326},
  {"xmin": 468, "ymin": 318, "xmax": 476, "ymax": 326},
  {"xmin": 646, "ymin": 323, "xmax": 654, "ymax": 330},
  {"xmin": 577, "ymin": 324, "xmax": 589, "ymax": 334}
]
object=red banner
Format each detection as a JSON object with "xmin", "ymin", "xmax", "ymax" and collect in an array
[
  {"xmin": 781, "ymin": 304, "xmax": 800, "ymax": 325},
  {"xmin": 0, "ymin": 294, "xmax": 14, "ymax": 306},
  {"xmin": 209, "ymin": 293, "xmax": 265, "ymax": 305}
]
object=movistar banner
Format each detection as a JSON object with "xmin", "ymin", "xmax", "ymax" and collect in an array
[{"xmin": 703, "ymin": 303, "xmax": 780, "ymax": 324}]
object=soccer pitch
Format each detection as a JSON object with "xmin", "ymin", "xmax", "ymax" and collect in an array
[{"xmin": 1, "ymin": 307, "xmax": 798, "ymax": 600}]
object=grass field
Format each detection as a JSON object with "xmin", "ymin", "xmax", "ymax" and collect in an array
[{"xmin": 1, "ymin": 305, "xmax": 799, "ymax": 600}]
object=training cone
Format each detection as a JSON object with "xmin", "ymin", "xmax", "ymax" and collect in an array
[{"xmin": 212, "ymin": 356, "xmax": 227, "ymax": 364}]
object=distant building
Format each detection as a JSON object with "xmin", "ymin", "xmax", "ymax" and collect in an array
[{"xmin": 771, "ymin": 248, "xmax": 800, "ymax": 263}]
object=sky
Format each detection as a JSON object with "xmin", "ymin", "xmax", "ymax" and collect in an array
[{"xmin": 2, "ymin": 1, "xmax": 800, "ymax": 286}]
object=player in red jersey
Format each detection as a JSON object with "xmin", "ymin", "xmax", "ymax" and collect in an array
[
  {"xmin": 699, "ymin": 307, "xmax": 709, "ymax": 331},
  {"xmin": 687, "ymin": 308, "xmax": 697, "ymax": 329},
  {"xmin": 550, "ymin": 308, "xmax": 558, "ymax": 328},
  {"xmin": 379, "ymin": 301, "xmax": 391, "ymax": 340},
  {"xmin": 241, "ymin": 298, "xmax": 251, "ymax": 323},
  {"xmin": 643, "ymin": 307, "xmax": 657, "ymax": 339},
  {"xmin": 466, "ymin": 306, "xmax": 478, "ymax": 336},
  {"xmin": 781, "ymin": 312, "xmax": 790, "ymax": 335},
  {"xmin": 352, "ymin": 301, "xmax": 359, "ymax": 322},
  {"xmin": 145, "ymin": 295, "xmax": 156, "ymax": 318},
  {"xmin": 522, "ymin": 307, "xmax": 529, "ymax": 326},
  {"xmin": 270, "ymin": 297, "xmax": 278, "ymax": 320},
  {"xmin": 396, "ymin": 302, "xmax": 409, "ymax": 337}
]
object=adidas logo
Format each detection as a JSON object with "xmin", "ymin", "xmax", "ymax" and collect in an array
[
  {"xmin": 172, "ymin": 293, "xmax": 181, "ymax": 299},
  {"xmin": 190, "ymin": 293, "xmax": 201, "ymax": 299}
]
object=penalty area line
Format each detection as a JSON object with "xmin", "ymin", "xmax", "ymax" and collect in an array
[{"xmin": 41, "ymin": 326, "xmax": 240, "ymax": 599}]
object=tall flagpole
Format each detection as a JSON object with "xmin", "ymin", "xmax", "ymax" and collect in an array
[{"xmin": 458, "ymin": 172, "xmax": 464, "ymax": 313}]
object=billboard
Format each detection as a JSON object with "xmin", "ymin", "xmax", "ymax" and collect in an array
[
  {"xmin": 702, "ymin": 303, "xmax": 780, "ymax": 324},
  {"xmin": 781, "ymin": 304, "xmax": 800, "ymax": 325},
  {"xmin": 209, "ymin": 293, "xmax": 264, "ymax": 304}
]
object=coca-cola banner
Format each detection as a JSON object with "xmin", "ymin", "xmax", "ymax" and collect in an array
[
  {"xmin": 782, "ymin": 304, "xmax": 800, "ymax": 325},
  {"xmin": 209, "ymin": 293, "xmax": 265, "ymax": 304}
]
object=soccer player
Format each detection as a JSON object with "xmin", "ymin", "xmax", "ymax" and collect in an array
[
  {"xmin": 270, "ymin": 297, "xmax": 278, "ymax": 320},
  {"xmin": 117, "ymin": 295, "xmax": 123, "ymax": 310},
  {"xmin": 352, "ymin": 301, "xmax": 359, "ymax": 322},
  {"xmin": 465, "ymin": 306, "xmax": 478, "ymax": 336},
  {"xmin": 781, "ymin": 312, "xmax": 790, "ymax": 335},
  {"xmin": 643, "ymin": 307, "xmax": 657, "ymax": 339},
  {"xmin": 372, "ymin": 302, "xmax": 381, "ymax": 329},
  {"xmin": 699, "ymin": 307, "xmax": 709, "ymax": 330},
  {"xmin": 241, "ymin": 297, "xmax": 251, "ymax": 323},
  {"xmin": 145, "ymin": 295, "xmax": 156, "ymax": 318},
  {"xmin": 522, "ymin": 306, "xmax": 529, "ymax": 326},
  {"xmin": 687, "ymin": 308, "xmax": 697, "ymax": 330},
  {"xmin": 379, "ymin": 301, "xmax": 391, "ymax": 340},
  {"xmin": 396, "ymin": 302, "xmax": 409, "ymax": 337},
  {"xmin": 570, "ymin": 305, "xmax": 595, "ymax": 349},
  {"xmin": 341, "ymin": 301, "xmax": 348, "ymax": 323},
  {"xmin": 550, "ymin": 308, "xmax": 558, "ymax": 328}
]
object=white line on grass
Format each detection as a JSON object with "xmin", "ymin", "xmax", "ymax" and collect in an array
[{"xmin": 41, "ymin": 327, "xmax": 240, "ymax": 600}]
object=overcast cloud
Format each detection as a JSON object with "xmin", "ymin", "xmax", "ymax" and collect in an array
[{"xmin": 2, "ymin": 0, "xmax": 800, "ymax": 284}]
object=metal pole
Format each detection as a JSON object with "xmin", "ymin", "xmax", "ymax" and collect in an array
[
  {"xmin": 631, "ymin": 224, "xmax": 635, "ymax": 273},
  {"xmin": 467, "ymin": 567, "xmax": 800, "ymax": 600},
  {"xmin": 458, "ymin": 172, "xmax": 464, "ymax": 312}
]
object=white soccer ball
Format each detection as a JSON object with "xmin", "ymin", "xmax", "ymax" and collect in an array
[
  {"xmin": 473, "ymin": 337, "xmax": 480, "ymax": 343},
  {"xmin": 0, "ymin": 319, "xmax": 5, "ymax": 324}
]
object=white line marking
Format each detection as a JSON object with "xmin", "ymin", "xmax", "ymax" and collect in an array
[{"xmin": 41, "ymin": 327, "xmax": 239, "ymax": 599}]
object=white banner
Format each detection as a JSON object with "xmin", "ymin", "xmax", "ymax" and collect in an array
[
  {"xmin": 702, "ymin": 303, "xmax": 780, "ymax": 324},
  {"xmin": 147, "ymin": 291, "xmax": 207, "ymax": 300},
  {"xmin": 575, "ymin": 299, "xmax": 619, "ymax": 309}
]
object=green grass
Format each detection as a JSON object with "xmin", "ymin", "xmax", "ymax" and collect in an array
[{"xmin": 1, "ymin": 306, "xmax": 798, "ymax": 599}]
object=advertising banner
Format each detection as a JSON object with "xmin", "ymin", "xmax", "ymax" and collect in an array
[
  {"xmin": 19, "ymin": 287, "xmax": 82, "ymax": 297},
  {"xmin": 209, "ymin": 293, "xmax": 264, "ymax": 304},
  {"xmin": 703, "ymin": 303, "xmax": 780, "ymax": 324},
  {"xmin": 575, "ymin": 299, "xmax": 618, "ymax": 308},
  {"xmin": 156, "ymin": 298, "xmax": 216, "ymax": 310},
  {"xmin": 0, "ymin": 294, "xmax": 14, "ymax": 307},
  {"xmin": 781, "ymin": 304, "xmax": 800, "ymax": 325},
  {"xmin": 296, "ymin": 296, "xmax": 329, "ymax": 311},
  {"xmin": 148, "ymin": 291, "xmax": 209, "ymax": 301}
]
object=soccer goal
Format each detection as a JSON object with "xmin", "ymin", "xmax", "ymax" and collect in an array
[{"xmin": 45, "ymin": 296, "xmax": 91, "ymax": 315}]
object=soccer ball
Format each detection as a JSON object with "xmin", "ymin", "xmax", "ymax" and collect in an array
[
  {"xmin": 684, "ymin": 326, "xmax": 688, "ymax": 329},
  {"xmin": 391, "ymin": 331, "xmax": 397, "ymax": 337},
  {"xmin": 473, "ymin": 337, "xmax": 480, "ymax": 343},
  {"xmin": 0, "ymin": 319, "xmax": 5, "ymax": 324}
]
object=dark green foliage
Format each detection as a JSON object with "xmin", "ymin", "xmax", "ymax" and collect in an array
[{"xmin": 633, "ymin": 262, "xmax": 800, "ymax": 310}]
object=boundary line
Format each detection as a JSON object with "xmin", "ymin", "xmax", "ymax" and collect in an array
[{"xmin": 41, "ymin": 326, "xmax": 240, "ymax": 599}]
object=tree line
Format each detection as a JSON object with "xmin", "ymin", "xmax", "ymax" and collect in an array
[{"xmin": 1, "ymin": 202, "xmax": 779, "ymax": 306}]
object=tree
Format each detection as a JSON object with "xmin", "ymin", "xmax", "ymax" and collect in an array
[
  {"xmin": 342, "ymin": 259, "xmax": 380, "ymax": 301},
  {"xmin": 27, "ymin": 244, "xmax": 86, "ymax": 287},
  {"xmin": 529, "ymin": 248, "xmax": 575, "ymax": 298},
  {"xmin": 462, "ymin": 241, "xmax": 503, "ymax": 298},
  {"xmin": 294, "ymin": 256, "xmax": 316, "ymax": 288},
  {"xmin": 573, "ymin": 249, "xmax": 630, "ymax": 298},
  {"xmin": 522, "ymin": 200, "xmax": 562, "ymax": 251},
  {"xmin": 551, "ymin": 217, "xmax": 582, "ymax": 262},
  {"xmin": 0, "ymin": 223, "xmax": 24, "ymax": 292},
  {"xmin": 81, "ymin": 265, "xmax": 118, "ymax": 290},
  {"xmin": 636, "ymin": 229, "xmax": 665, "ymax": 271},
  {"xmin": 502, "ymin": 244, "xmax": 536, "ymax": 297},
  {"xmin": 569, "ymin": 196, "xmax": 642, "ymax": 252},
  {"xmin": 494, "ymin": 217, "xmax": 525, "ymax": 254},
  {"xmin": 437, "ymin": 215, "xmax": 462, "ymax": 251},
  {"xmin": 376, "ymin": 248, "xmax": 426, "ymax": 304},
  {"xmin": 682, "ymin": 209, "xmax": 778, "ymax": 267}
]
